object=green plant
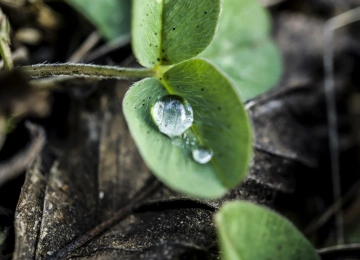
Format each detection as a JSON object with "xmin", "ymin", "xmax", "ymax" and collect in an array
[
  {"xmin": 3, "ymin": 0, "xmax": 324, "ymax": 259},
  {"xmin": 215, "ymin": 201, "xmax": 320, "ymax": 260},
  {"xmin": 20, "ymin": 0, "xmax": 281, "ymax": 199}
]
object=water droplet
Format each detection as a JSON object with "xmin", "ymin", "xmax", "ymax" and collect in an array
[
  {"xmin": 192, "ymin": 147, "xmax": 213, "ymax": 164},
  {"xmin": 152, "ymin": 95, "xmax": 193, "ymax": 138}
]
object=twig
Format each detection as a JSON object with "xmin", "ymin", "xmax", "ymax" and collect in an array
[
  {"xmin": 317, "ymin": 243, "xmax": 360, "ymax": 259},
  {"xmin": 0, "ymin": 122, "xmax": 46, "ymax": 186},
  {"xmin": 323, "ymin": 6, "xmax": 360, "ymax": 245},
  {"xmin": 20, "ymin": 63, "xmax": 154, "ymax": 80},
  {"xmin": 47, "ymin": 178, "xmax": 162, "ymax": 260},
  {"xmin": 84, "ymin": 34, "xmax": 131, "ymax": 62},
  {"xmin": 304, "ymin": 180, "xmax": 360, "ymax": 235},
  {"xmin": 68, "ymin": 31, "xmax": 101, "ymax": 63}
]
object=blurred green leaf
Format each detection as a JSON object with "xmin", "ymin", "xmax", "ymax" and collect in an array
[
  {"xmin": 123, "ymin": 59, "xmax": 252, "ymax": 198},
  {"xmin": 201, "ymin": 0, "xmax": 282, "ymax": 101},
  {"xmin": 215, "ymin": 201, "xmax": 320, "ymax": 260},
  {"xmin": 64, "ymin": 0, "xmax": 131, "ymax": 41},
  {"xmin": 132, "ymin": 0, "xmax": 220, "ymax": 67}
]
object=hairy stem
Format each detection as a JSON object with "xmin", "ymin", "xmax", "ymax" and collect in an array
[{"xmin": 21, "ymin": 63, "xmax": 155, "ymax": 79}]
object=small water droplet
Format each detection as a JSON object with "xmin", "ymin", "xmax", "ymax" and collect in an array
[
  {"xmin": 192, "ymin": 147, "xmax": 213, "ymax": 164},
  {"xmin": 152, "ymin": 95, "xmax": 193, "ymax": 138}
]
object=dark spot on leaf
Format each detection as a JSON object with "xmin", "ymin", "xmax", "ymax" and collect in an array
[
  {"xmin": 155, "ymin": 45, "xmax": 158, "ymax": 48},
  {"xmin": 201, "ymin": 88, "xmax": 204, "ymax": 91},
  {"xmin": 173, "ymin": 28, "xmax": 175, "ymax": 30},
  {"xmin": 197, "ymin": 25, "xmax": 199, "ymax": 28},
  {"xmin": 162, "ymin": 49, "xmax": 165, "ymax": 52},
  {"xmin": 150, "ymin": 44, "xmax": 152, "ymax": 46},
  {"xmin": 155, "ymin": 32, "xmax": 157, "ymax": 35},
  {"xmin": 217, "ymin": 107, "xmax": 221, "ymax": 111},
  {"xmin": 159, "ymin": 78, "xmax": 162, "ymax": 80},
  {"xmin": 204, "ymin": 12, "xmax": 207, "ymax": 14},
  {"xmin": 157, "ymin": 58, "xmax": 160, "ymax": 61}
]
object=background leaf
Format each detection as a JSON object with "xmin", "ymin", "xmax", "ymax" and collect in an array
[
  {"xmin": 132, "ymin": 0, "xmax": 220, "ymax": 67},
  {"xmin": 215, "ymin": 201, "xmax": 320, "ymax": 260},
  {"xmin": 123, "ymin": 59, "xmax": 252, "ymax": 198},
  {"xmin": 64, "ymin": 0, "xmax": 131, "ymax": 41},
  {"xmin": 200, "ymin": 0, "xmax": 282, "ymax": 101}
]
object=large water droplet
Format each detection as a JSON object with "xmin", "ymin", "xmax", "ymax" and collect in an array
[
  {"xmin": 152, "ymin": 95, "xmax": 193, "ymax": 138},
  {"xmin": 192, "ymin": 147, "xmax": 213, "ymax": 164}
]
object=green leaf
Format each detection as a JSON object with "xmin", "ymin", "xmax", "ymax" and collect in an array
[
  {"xmin": 64, "ymin": 0, "xmax": 131, "ymax": 41},
  {"xmin": 200, "ymin": 0, "xmax": 282, "ymax": 101},
  {"xmin": 132, "ymin": 0, "xmax": 220, "ymax": 67},
  {"xmin": 215, "ymin": 201, "xmax": 320, "ymax": 260},
  {"xmin": 123, "ymin": 59, "xmax": 252, "ymax": 198}
]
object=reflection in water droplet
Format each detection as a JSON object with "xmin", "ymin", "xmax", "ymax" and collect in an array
[
  {"xmin": 152, "ymin": 95, "xmax": 193, "ymax": 138},
  {"xmin": 192, "ymin": 147, "xmax": 213, "ymax": 164}
]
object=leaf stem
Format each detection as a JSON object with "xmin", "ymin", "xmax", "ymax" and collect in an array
[{"xmin": 21, "ymin": 63, "xmax": 155, "ymax": 79}]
